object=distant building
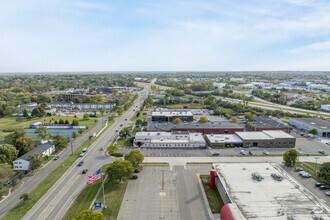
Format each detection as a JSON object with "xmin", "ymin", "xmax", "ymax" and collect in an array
[
  {"xmin": 320, "ymin": 104, "xmax": 330, "ymax": 111},
  {"xmin": 213, "ymin": 82, "xmax": 227, "ymax": 89},
  {"xmin": 230, "ymin": 78, "xmax": 244, "ymax": 82},
  {"xmin": 249, "ymin": 116, "xmax": 292, "ymax": 133},
  {"xmin": 154, "ymin": 108, "xmax": 205, "ymax": 115},
  {"xmin": 44, "ymin": 107, "xmax": 56, "ymax": 115},
  {"xmin": 48, "ymin": 102, "xmax": 115, "ymax": 111},
  {"xmin": 205, "ymin": 134, "xmax": 243, "ymax": 148},
  {"xmin": 235, "ymin": 130, "xmax": 296, "ymax": 148},
  {"xmin": 296, "ymin": 97, "xmax": 314, "ymax": 103},
  {"xmin": 151, "ymin": 111, "xmax": 193, "ymax": 122},
  {"xmin": 147, "ymin": 121, "xmax": 244, "ymax": 134},
  {"xmin": 17, "ymin": 102, "xmax": 38, "ymax": 111},
  {"xmin": 289, "ymin": 117, "xmax": 330, "ymax": 137},
  {"xmin": 13, "ymin": 140, "xmax": 55, "ymax": 171},
  {"xmin": 133, "ymin": 131, "xmax": 205, "ymax": 148}
]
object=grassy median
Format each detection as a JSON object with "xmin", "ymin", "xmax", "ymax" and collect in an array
[{"xmin": 200, "ymin": 175, "xmax": 224, "ymax": 213}]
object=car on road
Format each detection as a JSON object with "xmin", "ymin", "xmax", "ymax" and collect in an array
[
  {"xmin": 294, "ymin": 167, "xmax": 303, "ymax": 172},
  {"xmin": 240, "ymin": 150, "xmax": 245, "ymax": 155},
  {"xmin": 263, "ymin": 150, "xmax": 269, "ymax": 155},
  {"xmin": 318, "ymin": 150, "xmax": 325, "ymax": 154},
  {"xmin": 326, "ymin": 191, "xmax": 330, "ymax": 196},
  {"xmin": 130, "ymin": 175, "xmax": 138, "ymax": 179},
  {"xmin": 78, "ymin": 161, "xmax": 84, "ymax": 166},
  {"xmin": 116, "ymin": 129, "xmax": 119, "ymax": 132},
  {"xmin": 54, "ymin": 156, "xmax": 59, "ymax": 160},
  {"xmin": 120, "ymin": 124, "xmax": 123, "ymax": 126},
  {"xmin": 248, "ymin": 151, "xmax": 253, "ymax": 155},
  {"xmin": 320, "ymin": 185, "xmax": 329, "ymax": 190},
  {"xmin": 212, "ymin": 152, "xmax": 220, "ymax": 156},
  {"xmin": 3, "ymin": 180, "xmax": 11, "ymax": 186},
  {"xmin": 79, "ymin": 152, "xmax": 85, "ymax": 157},
  {"xmin": 298, "ymin": 150, "xmax": 302, "ymax": 155},
  {"xmin": 326, "ymin": 142, "xmax": 330, "ymax": 145},
  {"xmin": 134, "ymin": 169, "xmax": 140, "ymax": 173},
  {"xmin": 125, "ymin": 118, "xmax": 127, "ymax": 121},
  {"xmin": 315, "ymin": 182, "xmax": 322, "ymax": 187},
  {"xmin": 82, "ymin": 168, "xmax": 88, "ymax": 174},
  {"xmin": 100, "ymin": 147, "xmax": 104, "ymax": 151}
]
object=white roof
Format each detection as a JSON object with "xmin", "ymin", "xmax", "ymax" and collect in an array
[
  {"xmin": 235, "ymin": 131, "xmax": 274, "ymax": 140},
  {"xmin": 152, "ymin": 111, "xmax": 193, "ymax": 117},
  {"xmin": 262, "ymin": 130, "xmax": 295, "ymax": 139},
  {"xmin": 206, "ymin": 134, "xmax": 242, "ymax": 143},
  {"xmin": 213, "ymin": 163, "xmax": 328, "ymax": 219}
]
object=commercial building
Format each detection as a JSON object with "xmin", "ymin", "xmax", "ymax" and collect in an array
[
  {"xmin": 13, "ymin": 140, "xmax": 55, "ymax": 171},
  {"xmin": 154, "ymin": 108, "xmax": 206, "ymax": 115},
  {"xmin": 151, "ymin": 111, "xmax": 193, "ymax": 122},
  {"xmin": 133, "ymin": 131, "xmax": 205, "ymax": 148},
  {"xmin": 205, "ymin": 134, "xmax": 243, "ymax": 148},
  {"xmin": 321, "ymin": 104, "xmax": 330, "ymax": 111},
  {"xmin": 48, "ymin": 102, "xmax": 115, "ymax": 111},
  {"xmin": 249, "ymin": 116, "xmax": 292, "ymax": 133},
  {"xmin": 213, "ymin": 163, "xmax": 329, "ymax": 220},
  {"xmin": 147, "ymin": 121, "xmax": 244, "ymax": 134},
  {"xmin": 289, "ymin": 117, "xmax": 330, "ymax": 137},
  {"xmin": 235, "ymin": 130, "xmax": 296, "ymax": 148}
]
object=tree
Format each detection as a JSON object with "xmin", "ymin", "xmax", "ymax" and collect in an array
[
  {"xmin": 197, "ymin": 116, "xmax": 208, "ymax": 123},
  {"xmin": 246, "ymin": 123, "xmax": 254, "ymax": 131},
  {"xmin": 20, "ymin": 193, "xmax": 31, "ymax": 203},
  {"xmin": 99, "ymin": 108, "xmax": 105, "ymax": 116},
  {"xmin": 141, "ymin": 120, "xmax": 148, "ymax": 127},
  {"xmin": 283, "ymin": 149, "xmax": 298, "ymax": 167},
  {"xmin": 106, "ymin": 159, "xmax": 133, "ymax": 183},
  {"xmin": 112, "ymin": 89, "xmax": 119, "ymax": 95},
  {"xmin": 308, "ymin": 128, "xmax": 319, "ymax": 135},
  {"xmin": 136, "ymin": 119, "xmax": 142, "ymax": 126},
  {"xmin": 119, "ymin": 127, "xmax": 131, "ymax": 139},
  {"xmin": 53, "ymin": 135, "xmax": 68, "ymax": 150},
  {"xmin": 230, "ymin": 117, "xmax": 239, "ymax": 123},
  {"xmin": 0, "ymin": 144, "xmax": 19, "ymax": 164},
  {"xmin": 76, "ymin": 209, "xmax": 105, "ymax": 220},
  {"xmin": 65, "ymin": 119, "xmax": 70, "ymax": 124},
  {"xmin": 124, "ymin": 150, "xmax": 144, "ymax": 168},
  {"xmin": 15, "ymin": 137, "xmax": 35, "ymax": 156},
  {"xmin": 78, "ymin": 128, "xmax": 84, "ymax": 134},
  {"xmin": 29, "ymin": 152, "xmax": 43, "ymax": 170},
  {"xmin": 0, "ymin": 163, "xmax": 14, "ymax": 186},
  {"xmin": 34, "ymin": 126, "xmax": 48, "ymax": 140},
  {"xmin": 72, "ymin": 119, "xmax": 79, "ymax": 126},
  {"xmin": 107, "ymin": 144, "xmax": 119, "ymax": 155},
  {"xmin": 72, "ymin": 131, "xmax": 77, "ymax": 139},
  {"xmin": 318, "ymin": 162, "xmax": 330, "ymax": 185},
  {"xmin": 59, "ymin": 118, "xmax": 65, "ymax": 124},
  {"xmin": 173, "ymin": 118, "xmax": 182, "ymax": 124},
  {"xmin": 23, "ymin": 108, "xmax": 29, "ymax": 118},
  {"xmin": 95, "ymin": 94, "xmax": 105, "ymax": 103},
  {"xmin": 31, "ymin": 108, "xmax": 41, "ymax": 117},
  {"xmin": 4, "ymin": 128, "xmax": 26, "ymax": 145},
  {"xmin": 116, "ymin": 106, "xmax": 123, "ymax": 115},
  {"xmin": 244, "ymin": 112, "xmax": 254, "ymax": 121},
  {"xmin": 83, "ymin": 113, "xmax": 89, "ymax": 119},
  {"xmin": 108, "ymin": 114, "xmax": 115, "ymax": 121}
]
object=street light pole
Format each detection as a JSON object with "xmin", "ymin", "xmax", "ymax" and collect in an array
[{"xmin": 102, "ymin": 172, "xmax": 106, "ymax": 208}]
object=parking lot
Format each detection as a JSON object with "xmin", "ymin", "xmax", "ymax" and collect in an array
[
  {"xmin": 281, "ymin": 166, "xmax": 330, "ymax": 206},
  {"xmin": 118, "ymin": 165, "xmax": 211, "ymax": 220},
  {"xmin": 118, "ymin": 148, "xmax": 211, "ymax": 157}
]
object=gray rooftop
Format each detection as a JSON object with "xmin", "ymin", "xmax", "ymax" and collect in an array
[
  {"xmin": 251, "ymin": 116, "xmax": 290, "ymax": 129},
  {"xmin": 147, "ymin": 121, "xmax": 243, "ymax": 131},
  {"xmin": 291, "ymin": 117, "xmax": 330, "ymax": 130},
  {"xmin": 17, "ymin": 141, "xmax": 54, "ymax": 161}
]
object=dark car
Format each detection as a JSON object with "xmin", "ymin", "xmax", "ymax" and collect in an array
[
  {"xmin": 320, "ymin": 185, "xmax": 329, "ymax": 190},
  {"xmin": 212, "ymin": 152, "xmax": 220, "ymax": 156},
  {"xmin": 248, "ymin": 151, "xmax": 253, "ymax": 155},
  {"xmin": 134, "ymin": 169, "xmax": 140, "ymax": 173},
  {"xmin": 271, "ymin": 173, "xmax": 283, "ymax": 181},
  {"xmin": 82, "ymin": 168, "xmax": 88, "ymax": 174},
  {"xmin": 315, "ymin": 182, "xmax": 322, "ymax": 187},
  {"xmin": 318, "ymin": 150, "xmax": 325, "ymax": 154},
  {"xmin": 120, "ymin": 124, "xmax": 123, "ymax": 126},
  {"xmin": 100, "ymin": 147, "xmax": 104, "ymax": 151},
  {"xmin": 130, "ymin": 175, "xmax": 138, "ymax": 179},
  {"xmin": 78, "ymin": 161, "xmax": 84, "ymax": 166},
  {"xmin": 54, "ymin": 156, "xmax": 59, "ymax": 160},
  {"xmin": 294, "ymin": 167, "xmax": 303, "ymax": 172}
]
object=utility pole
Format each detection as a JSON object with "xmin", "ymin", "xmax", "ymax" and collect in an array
[
  {"xmin": 70, "ymin": 139, "xmax": 73, "ymax": 154},
  {"xmin": 314, "ymin": 157, "xmax": 318, "ymax": 175}
]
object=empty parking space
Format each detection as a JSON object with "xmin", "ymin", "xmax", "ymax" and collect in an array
[{"xmin": 118, "ymin": 165, "xmax": 211, "ymax": 220}]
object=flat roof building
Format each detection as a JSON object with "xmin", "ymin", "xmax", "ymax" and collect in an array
[
  {"xmin": 235, "ymin": 130, "xmax": 296, "ymax": 148},
  {"xmin": 133, "ymin": 131, "xmax": 205, "ymax": 148},
  {"xmin": 289, "ymin": 117, "xmax": 330, "ymax": 137},
  {"xmin": 213, "ymin": 163, "xmax": 329, "ymax": 220},
  {"xmin": 151, "ymin": 111, "xmax": 193, "ymax": 122},
  {"xmin": 250, "ymin": 116, "xmax": 292, "ymax": 133},
  {"xmin": 147, "ymin": 121, "xmax": 244, "ymax": 134},
  {"xmin": 205, "ymin": 134, "xmax": 243, "ymax": 148}
]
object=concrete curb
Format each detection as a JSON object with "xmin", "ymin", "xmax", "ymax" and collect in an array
[{"xmin": 196, "ymin": 173, "xmax": 215, "ymax": 220}]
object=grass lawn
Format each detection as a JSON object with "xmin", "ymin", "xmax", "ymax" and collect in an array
[
  {"xmin": 116, "ymin": 138, "xmax": 132, "ymax": 147},
  {"xmin": 62, "ymin": 180, "xmax": 102, "ymax": 220},
  {"xmin": 1, "ymin": 122, "xmax": 108, "ymax": 220},
  {"xmin": 97, "ymin": 179, "xmax": 128, "ymax": 220},
  {"xmin": 200, "ymin": 175, "xmax": 224, "ymax": 213}
]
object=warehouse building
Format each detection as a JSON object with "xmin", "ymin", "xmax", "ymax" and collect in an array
[
  {"xmin": 133, "ymin": 131, "xmax": 205, "ymax": 148},
  {"xmin": 289, "ymin": 117, "xmax": 330, "ymax": 137},
  {"xmin": 212, "ymin": 163, "xmax": 329, "ymax": 220},
  {"xmin": 235, "ymin": 130, "xmax": 296, "ymax": 148},
  {"xmin": 205, "ymin": 134, "xmax": 243, "ymax": 148},
  {"xmin": 147, "ymin": 121, "xmax": 244, "ymax": 134},
  {"xmin": 249, "ymin": 116, "xmax": 292, "ymax": 133},
  {"xmin": 151, "ymin": 111, "xmax": 194, "ymax": 122}
]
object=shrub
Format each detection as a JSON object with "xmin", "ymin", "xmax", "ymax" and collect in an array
[{"xmin": 110, "ymin": 153, "xmax": 123, "ymax": 157}]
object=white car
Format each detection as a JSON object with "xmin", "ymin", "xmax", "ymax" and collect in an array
[
  {"xmin": 326, "ymin": 191, "xmax": 330, "ymax": 196},
  {"xmin": 240, "ymin": 150, "xmax": 245, "ymax": 155},
  {"xmin": 263, "ymin": 150, "xmax": 269, "ymax": 155}
]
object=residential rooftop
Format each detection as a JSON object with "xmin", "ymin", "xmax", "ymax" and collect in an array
[
  {"xmin": 18, "ymin": 141, "xmax": 54, "ymax": 161},
  {"xmin": 213, "ymin": 163, "xmax": 329, "ymax": 219}
]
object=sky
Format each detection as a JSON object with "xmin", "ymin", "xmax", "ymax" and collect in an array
[{"xmin": 1, "ymin": 0, "xmax": 330, "ymax": 72}]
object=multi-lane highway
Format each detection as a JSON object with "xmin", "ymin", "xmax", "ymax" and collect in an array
[{"xmin": 22, "ymin": 87, "xmax": 150, "ymax": 220}]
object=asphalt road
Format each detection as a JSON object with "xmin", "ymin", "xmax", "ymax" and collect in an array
[
  {"xmin": 0, "ymin": 116, "xmax": 105, "ymax": 217},
  {"xmin": 21, "ymin": 88, "xmax": 150, "ymax": 220}
]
